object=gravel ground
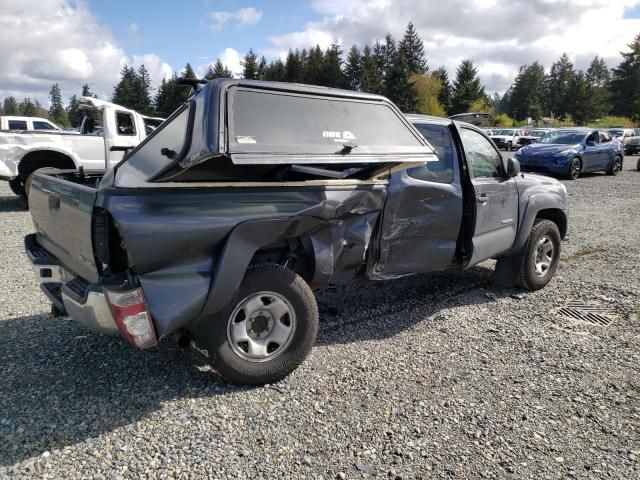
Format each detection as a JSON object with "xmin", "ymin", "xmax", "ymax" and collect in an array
[{"xmin": 0, "ymin": 163, "xmax": 639, "ymax": 479}]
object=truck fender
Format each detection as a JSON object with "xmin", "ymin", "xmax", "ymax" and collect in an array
[
  {"xmin": 200, "ymin": 216, "xmax": 325, "ymax": 317},
  {"xmin": 512, "ymin": 189, "xmax": 567, "ymax": 255},
  {"xmin": 16, "ymin": 146, "xmax": 79, "ymax": 175}
]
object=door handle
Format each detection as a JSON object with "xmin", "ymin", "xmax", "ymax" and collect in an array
[
  {"xmin": 48, "ymin": 195, "xmax": 61, "ymax": 210},
  {"xmin": 477, "ymin": 193, "xmax": 488, "ymax": 205}
]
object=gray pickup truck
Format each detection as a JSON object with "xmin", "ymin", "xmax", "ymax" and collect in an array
[{"xmin": 25, "ymin": 80, "xmax": 568, "ymax": 385}]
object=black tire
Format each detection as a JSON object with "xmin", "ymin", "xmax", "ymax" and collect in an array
[
  {"xmin": 507, "ymin": 141, "xmax": 512, "ymax": 151},
  {"xmin": 636, "ymin": 158, "xmax": 640, "ymax": 171},
  {"xmin": 606, "ymin": 155, "xmax": 623, "ymax": 176},
  {"xmin": 516, "ymin": 219, "xmax": 561, "ymax": 291},
  {"xmin": 192, "ymin": 264, "xmax": 319, "ymax": 385},
  {"xmin": 566, "ymin": 157, "xmax": 581, "ymax": 180},
  {"xmin": 23, "ymin": 167, "xmax": 62, "ymax": 201},
  {"xmin": 8, "ymin": 177, "xmax": 24, "ymax": 197}
]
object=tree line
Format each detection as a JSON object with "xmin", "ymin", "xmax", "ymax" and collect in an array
[{"xmin": 1, "ymin": 25, "xmax": 638, "ymax": 128}]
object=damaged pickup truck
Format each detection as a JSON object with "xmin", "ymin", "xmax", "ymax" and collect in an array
[{"xmin": 25, "ymin": 80, "xmax": 568, "ymax": 385}]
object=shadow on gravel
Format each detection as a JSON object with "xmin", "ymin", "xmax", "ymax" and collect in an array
[
  {"xmin": 0, "ymin": 264, "xmax": 520, "ymax": 467},
  {"xmin": 0, "ymin": 315, "xmax": 241, "ymax": 467},
  {"xmin": 315, "ymin": 264, "xmax": 519, "ymax": 346},
  {"xmin": 0, "ymin": 194, "xmax": 26, "ymax": 212}
]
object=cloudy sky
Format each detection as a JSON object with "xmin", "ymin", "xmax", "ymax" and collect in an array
[{"xmin": 1, "ymin": 0, "xmax": 639, "ymax": 106}]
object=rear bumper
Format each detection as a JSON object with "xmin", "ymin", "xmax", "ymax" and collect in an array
[{"xmin": 25, "ymin": 234, "xmax": 119, "ymax": 336}]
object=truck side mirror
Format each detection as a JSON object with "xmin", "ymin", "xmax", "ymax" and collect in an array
[{"xmin": 505, "ymin": 157, "xmax": 520, "ymax": 177}]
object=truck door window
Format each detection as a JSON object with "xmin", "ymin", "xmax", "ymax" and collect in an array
[
  {"xmin": 408, "ymin": 124, "xmax": 454, "ymax": 183},
  {"xmin": 8, "ymin": 120, "xmax": 27, "ymax": 130},
  {"xmin": 33, "ymin": 121, "xmax": 56, "ymax": 130},
  {"xmin": 116, "ymin": 112, "xmax": 136, "ymax": 136},
  {"xmin": 460, "ymin": 128, "xmax": 503, "ymax": 178}
]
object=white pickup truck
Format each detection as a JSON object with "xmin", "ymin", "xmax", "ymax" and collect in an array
[{"xmin": 0, "ymin": 97, "xmax": 163, "ymax": 198}]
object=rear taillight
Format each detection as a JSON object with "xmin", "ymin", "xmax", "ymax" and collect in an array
[{"xmin": 104, "ymin": 287, "xmax": 157, "ymax": 349}]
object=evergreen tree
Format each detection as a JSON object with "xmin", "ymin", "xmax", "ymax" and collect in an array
[
  {"xmin": 398, "ymin": 22, "xmax": 427, "ymax": 74},
  {"xmin": 586, "ymin": 56, "xmax": 610, "ymax": 119},
  {"xmin": 566, "ymin": 72, "xmax": 591, "ymax": 125},
  {"xmin": 257, "ymin": 56, "xmax": 268, "ymax": 80},
  {"xmin": 66, "ymin": 94, "xmax": 84, "ymax": 127},
  {"xmin": 48, "ymin": 83, "xmax": 67, "ymax": 126},
  {"xmin": 3, "ymin": 96, "xmax": 18, "ymax": 115},
  {"xmin": 360, "ymin": 45, "xmax": 384, "ymax": 94},
  {"xmin": 321, "ymin": 43, "xmax": 344, "ymax": 87},
  {"xmin": 18, "ymin": 98, "xmax": 37, "ymax": 116},
  {"xmin": 344, "ymin": 45, "xmax": 362, "ymax": 91},
  {"xmin": 507, "ymin": 62, "xmax": 545, "ymax": 121},
  {"xmin": 265, "ymin": 59, "xmax": 287, "ymax": 81},
  {"xmin": 432, "ymin": 67, "xmax": 451, "ymax": 113},
  {"xmin": 154, "ymin": 64, "xmax": 195, "ymax": 117},
  {"xmin": 134, "ymin": 64, "xmax": 153, "ymax": 114},
  {"xmin": 450, "ymin": 60, "xmax": 485, "ymax": 114},
  {"xmin": 386, "ymin": 52, "xmax": 417, "ymax": 111},
  {"xmin": 285, "ymin": 49, "xmax": 303, "ymax": 83},
  {"xmin": 205, "ymin": 59, "xmax": 233, "ymax": 79},
  {"xmin": 182, "ymin": 62, "xmax": 197, "ymax": 79},
  {"xmin": 81, "ymin": 83, "xmax": 93, "ymax": 97},
  {"xmin": 543, "ymin": 53, "xmax": 576, "ymax": 118},
  {"xmin": 241, "ymin": 49, "xmax": 259, "ymax": 79},
  {"xmin": 112, "ymin": 65, "xmax": 139, "ymax": 108},
  {"xmin": 609, "ymin": 33, "xmax": 640, "ymax": 121},
  {"xmin": 304, "ymin": 45, "xmax": 324, "ymax": 86}
]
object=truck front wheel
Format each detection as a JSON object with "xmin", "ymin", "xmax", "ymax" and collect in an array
[
  {"xmin": 517, "ymin": 219, "xmax": 561, "ymax": 291},
  {"xmin": 194, "ymin": 264, "xmax": 319, "ymax": 385}
]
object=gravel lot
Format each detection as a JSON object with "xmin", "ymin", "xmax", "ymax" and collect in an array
[{"xmin": 1, "ymin": 162, "xmax": 639, "ymax": 479}]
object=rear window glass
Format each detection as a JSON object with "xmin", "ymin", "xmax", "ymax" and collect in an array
[
  {"xmin": 228, "ymin": 89, "xmax": 424, "ymax": 154},
  {"xmin": 8, "ymin": 120, "xmax": 28, "ymax": 130},
  {"xmin": 408, "ymin": 124, "xmax": 454, "ymax": 183}
]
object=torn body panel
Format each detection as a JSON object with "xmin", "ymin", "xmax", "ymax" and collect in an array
[{"xmin": 99, "ymin": 183, "xmax": 387, "ymax": 338}]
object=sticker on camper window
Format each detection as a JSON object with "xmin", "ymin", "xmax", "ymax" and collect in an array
[
  {"xmin": 236, "ymin": 135, "xmax": 256, "ymax": 144},
  {"xmin": 322, "ymin": 130, "xmax": 356, "ymax": 143}
]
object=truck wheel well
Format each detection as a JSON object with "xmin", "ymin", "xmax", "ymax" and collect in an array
[
  {"xmin": 535, "ymin": 209, "xmax": 567, "ymax": 239},
  {"xmin": 18, "ymin": 151, "xmax": 76, "ymax": 178},
  {"xmin": 250, "ymin": 237, "xmax": 315, "ymax": 283}
]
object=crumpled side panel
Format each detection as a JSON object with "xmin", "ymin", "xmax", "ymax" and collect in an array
[{"xmin": 101, "ymin": 184, "xmax": 387, "ymax": 337}]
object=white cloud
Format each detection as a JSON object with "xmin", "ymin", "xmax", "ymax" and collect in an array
[
  {"xmin": 219, "ymin": 48, "xmax": 243, "ymax": 77},
  {"xmin": 267, "ymin": 0, "xmax": 640, "ymax": 93},
  {"xmin": 128, "ymin": 22, "xmax": 139, "ymax": 34},
  {"xmin": 0, "ymin": 0, "xmax": 172, "ymax": 106},
  {"xmin": 208, "ymin": 6, "xmax": 263, "ymax": 30}
]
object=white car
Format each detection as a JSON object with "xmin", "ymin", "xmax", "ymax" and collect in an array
[
  {"xmin": 490, "ymin": 128, "xmax": 525, "ymax": 151},
  {"xmin": 606, "ymin": 128, "xmax": 635, "ymax": 147},
  {"xmin": 0, "ymin": 97, "xmax": 163, "ymax": 198},
  {"xmin": 0, "ymin": 116, "xmax": 62, "ymax": 132}
]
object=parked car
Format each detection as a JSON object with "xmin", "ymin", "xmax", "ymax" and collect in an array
[
  {"xmin": 606, "ymin": 128, "xmax": 635, "ymax": 147},
  {"xmin": 517, "ymin": 128, "xmax": 552, "ymax": 147},
  {"xmin": 515, "ymin": 129, "xmax": 624, "ymax": 180},
  {"xmin": 622, "ymin": 128, "xmax": 640, "ymax": 156},
  {"xmin": 0, "ymin": 116, "xmax": 62, "ymax": 131},
  {"xmin": 490, "ymin": 128, "xmax": 525, "ymax": 150},
  {"xmin": 24, "ymin": 80, "xmax": 567, "ymax": 385},
  {"xmin": 0, "ymin": 97, "xmax": 163, "ymax": 199}
]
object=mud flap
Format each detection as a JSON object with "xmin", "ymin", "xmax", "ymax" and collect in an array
[{"xmin": 494, "ymin": 250, "xmax": 526, "ymax": 288}]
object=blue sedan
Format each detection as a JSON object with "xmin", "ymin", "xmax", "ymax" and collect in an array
[{"xmin": 514, "ymin": 129, "xmax": 624, "ymax": 180}]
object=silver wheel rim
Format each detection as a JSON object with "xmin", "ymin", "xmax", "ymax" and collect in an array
[
  {"xmin": 534, "ymin": 236, "xmax": 554, "ymax": 277},
  {"xmin": 614, "ymin": 157, "xmax": 622, "ymax": 172},
  {"xmin": 571, "ymin": 159, "xmax": 580, "ymax": 178},
  {"xmin": 227, "ymin": 291, "xmax": 296, "ymax": 363}
]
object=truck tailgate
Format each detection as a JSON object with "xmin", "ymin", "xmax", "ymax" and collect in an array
[{"xmin": 28, "ymin": 172, "xmax": 99, "ymax": 283}]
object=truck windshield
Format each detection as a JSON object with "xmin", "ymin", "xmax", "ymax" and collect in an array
[{"xmin": 538, "ymin": 132, "xmax": 586, "ymax": 145}]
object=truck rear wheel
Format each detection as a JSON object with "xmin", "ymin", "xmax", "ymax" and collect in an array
[
  {"xmin": 194, "ymin": 264, "xmax": 319, "ymax": 385},
  {"xmin": 517, "ymin": 219, "xmax": 561, "ymax": 291},
  {"xmin": 8, "ymin": 178, "xmax": 24, "ymax": 197}
]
